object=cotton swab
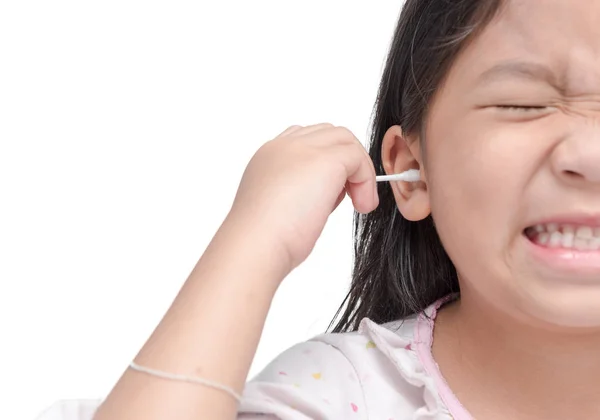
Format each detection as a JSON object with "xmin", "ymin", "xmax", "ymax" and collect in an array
[{"xmin": 375, "ymin": 169, "xmax": 420, "ymax": 183}]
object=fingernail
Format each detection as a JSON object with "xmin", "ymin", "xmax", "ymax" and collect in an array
[{"xmin": 373, "ymin": 183, "xmax": 379, "ymax": 206}]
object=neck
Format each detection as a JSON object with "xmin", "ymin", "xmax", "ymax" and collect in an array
[{"xmin": 433, "ymin": 288, "xmax": 600, "ymax": 419}]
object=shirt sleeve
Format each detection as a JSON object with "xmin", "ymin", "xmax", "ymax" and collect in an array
[{"xmin": 238, "ymin": 340, "xmax": 367, "ymax": 420}]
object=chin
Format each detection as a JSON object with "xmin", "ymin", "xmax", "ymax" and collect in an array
[{"xmin": 509, "ymin": 232, "xmax": 600, "ymax": 330}]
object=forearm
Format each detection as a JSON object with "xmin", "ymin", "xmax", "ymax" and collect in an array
[{"xmin": 93, "ymin": 217, "xmax": 289, "ymax": 420}]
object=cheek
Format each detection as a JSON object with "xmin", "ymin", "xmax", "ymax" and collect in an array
[{"xmin": 424, "ymin": 121, "xmax": 542, "ymax": 275}]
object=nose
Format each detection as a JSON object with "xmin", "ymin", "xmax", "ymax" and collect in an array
[{"xmin": 551, "ymin": 121, "xmax": 600, "ymax": 186}]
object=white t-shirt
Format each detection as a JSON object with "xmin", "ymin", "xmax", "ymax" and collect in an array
[{"xmin": 37, "ymin": 296, "xmax": 469, "ymax": 419}]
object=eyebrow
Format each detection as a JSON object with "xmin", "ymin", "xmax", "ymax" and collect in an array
[{"xmin": 477, "ymin": 60, "xmax": 563, "ymax": 91}]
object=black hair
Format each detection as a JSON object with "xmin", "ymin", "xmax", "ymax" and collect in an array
[{"xmin": 330, "ymin": 0, "xmax": 505, "ymax": 332}]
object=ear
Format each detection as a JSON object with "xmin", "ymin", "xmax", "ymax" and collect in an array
[{"xmin": 381, "ymin": 125, "xmax": 430, "ymax": 221}]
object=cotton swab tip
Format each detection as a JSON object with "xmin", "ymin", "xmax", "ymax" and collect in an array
[{"xmin": 375, "ymin": 169, "xmax": 421, "ymax": 183}]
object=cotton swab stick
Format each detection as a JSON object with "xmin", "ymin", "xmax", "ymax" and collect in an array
[{"xmin": 375, "ymin": 169, "xmax": 420, "ymax": 183}]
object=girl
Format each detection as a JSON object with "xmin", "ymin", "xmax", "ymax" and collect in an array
[{"xmin": 41, "ymin": 0, "xmax": 600, "ymax": 419}]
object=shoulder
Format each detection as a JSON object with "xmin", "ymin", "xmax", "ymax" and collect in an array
[
  {"xmin": 240, "ymin": 306, "xmax": 454, "ymax": 419},
  {"xmin": 35, "ymin": 300, "xmax": 457, "ymax": 420}
]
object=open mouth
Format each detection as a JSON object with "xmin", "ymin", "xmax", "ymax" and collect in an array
[{"xmin": 524, "ymin": 224, "xmax": 600, "ymax": 251}]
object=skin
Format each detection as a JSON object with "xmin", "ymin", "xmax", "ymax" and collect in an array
[
  {"xmin": 382, "ymin": 0, "xmax": 600, "ymax": 418},
  {"xmin": 93, "ymin": 124, "xmax": 379, "ymax": 420},
  {"xmin": 93, "ymin": 1, "xmax": 600, "ymax": 418}
]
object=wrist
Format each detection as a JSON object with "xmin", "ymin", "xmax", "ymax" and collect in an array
[{"xmin": 218, "ymin": 211, "xmax": 294, "ymax": 282}]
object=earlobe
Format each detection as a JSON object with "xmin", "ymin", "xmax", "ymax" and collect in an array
[{"xmin": 381, "ymin": 125, "xmax": 431, "ymax": 221}]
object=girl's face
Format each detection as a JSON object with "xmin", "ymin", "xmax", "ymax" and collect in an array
[{"xmin": 425, "ymin": 0, "xmax": 600, "ymax": 328}]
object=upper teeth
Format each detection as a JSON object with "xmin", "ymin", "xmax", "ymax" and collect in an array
[{"xmin": 530, "ymin": 224, "xmax": 600, "ymax": 250}]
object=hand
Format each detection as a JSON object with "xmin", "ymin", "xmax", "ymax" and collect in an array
[{"xmin": 227, "ymin": 123, "xmax": 379, "ymax": 272}]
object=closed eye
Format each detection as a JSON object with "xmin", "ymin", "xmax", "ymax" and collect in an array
[{"xmin": 496, "ymin": 105, "xmax": 549, "ymax": 111}]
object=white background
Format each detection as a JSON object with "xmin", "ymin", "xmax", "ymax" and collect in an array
[{"xmin": 0, "ymin": 2, "xmax": 402, "ymax": 419}]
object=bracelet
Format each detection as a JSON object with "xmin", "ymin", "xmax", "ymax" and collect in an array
[{"xmin": 128, "ymin": 361, "xmax": 242, "ymax": 403}]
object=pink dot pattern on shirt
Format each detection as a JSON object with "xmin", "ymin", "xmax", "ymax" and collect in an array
[{"xmin": 273, "ymin": 345, "xmax": 366, "ymax": 416}]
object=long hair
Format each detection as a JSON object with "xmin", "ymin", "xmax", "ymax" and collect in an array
[{"xmin": 330, "ymin": 0, "xmax": 504, "ymax": 332}]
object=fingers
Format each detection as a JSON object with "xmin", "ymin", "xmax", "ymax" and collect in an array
[
  {"xmin": 329, "ymin": 141, "xmax": 376, "ymax": 214},
  {"xmin": 276, "ymin": 125, "xmax": 303, "ymax": 137},
  {"xmin": 328, "ymin": 127, "xmax": 378, "ymax": 214},
  {"xmin": 285, "ymin": 123, "xmax": 336, "ymax": 138},
  {"xmin": 277, "ymin": 123, "xmax": 379, "ymax": 214},
  {"xmin": 331, "ymin": 184, "xmax": 348, "ymax": 213},
  {"xmin": 302, "ymin": 124, "xmax": 379, "ymax": 214}
]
